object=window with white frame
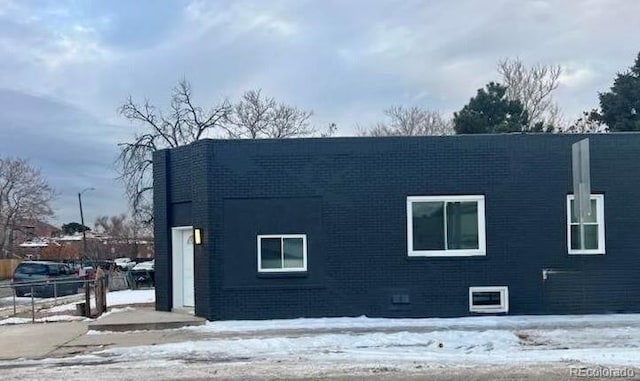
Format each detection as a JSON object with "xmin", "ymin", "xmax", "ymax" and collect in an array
[
  {"xmin": 257, "ymin": 234, "xmax": 307, "ymax": 272},
  {"xmin": 469, "ymin": 286, "xmax": 509, "ymax": 313},
  {"xmin": 407, "ymin": 195, "xmax": 486, "ymax": 257},
  {"xmin": 567, "ymin": 194, "xmax": 605, "ymax": 254}
]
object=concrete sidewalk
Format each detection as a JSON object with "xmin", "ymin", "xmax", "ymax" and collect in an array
[
  {"xmin": 0, "ymin": 321, "xmax": 88, "ymax": 360},
  {"xmin": 88, "ymin": 308, "xmax": 204, "ymax": 332},
  {"xmin": 0, "ymin": 307, "xmax": 205, "ymax": 360}
]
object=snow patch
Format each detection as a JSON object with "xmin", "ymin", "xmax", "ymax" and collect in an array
[
  {"xmin": 107, "ymin": 289, "xmax": 155, "ymax": 306},
  {"xmin": 185, "ymin": 313, "xmax": 640, "ymax": 334},
  {"xmin": 100, "ymin": 326, "xmax": 640, "ymax": 367},
  {"xmin": 43, "ymin": 289, "xmax": 155, "ymax": 314},
  {"xmin": 93, "ymin": 313, "xmax": 640, "ymax": 367},
  {"xmin": 0, "ymin": 315, "xmax": 85, "ymax": 325}
]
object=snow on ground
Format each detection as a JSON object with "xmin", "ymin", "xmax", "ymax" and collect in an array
[
  {"xmin": 96, "ymin": 306, "xmax": 136, "ymax": 319},
  {"xmin": 187, "ymin": 313, "xmax": 640, "ymax": 333},
  {"xmin": 0, "ymin": 289, "xmax": 155, "ymax": 325},
  {"xmin": 0, "ymin": 296, "xmax": 34, "ymax": 302},
  {"xmin": 1, "ymin": 312, "xmax": 640, "ymax": 379},
  {"xmin": 106, "ymin": 289, "xmax": 155, "ymax": 306},
  {"xmin": 79, "ymin": 313, "xmax": 640, "ymax": 368},
  {"xmin": 47, "ymin": 302, "xmax": 82, "ymax": 313},
  {"xmin": 3, "ymin": 290, "xmax": 640, "ymax": 371},
  {"xmin": 0, "ymin": 295, "xmax": 80, "ymax": 308},
  {"xmin": 0, "ymin": 315, "xmax": 86, "ymax": 325},
  {"xmin": 48, "ymin": 289, "xmax": 154, "ymax": 313}
]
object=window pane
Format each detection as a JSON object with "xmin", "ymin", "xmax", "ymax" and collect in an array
[
  {"xmin": 412, "ymin": 202, "xmax": 445, "ymax": 250},
  {"xmin": 570, "ymin": 224, "xmax": 599, "ymax": 250},
  {"xmin": 570, "ymin": 199, "xmax": 597, "ymax": 223},
  {"xmin": 473, "ymin": 291, "xmax": 502, "ymax": 306},
  {"xmin": 283, "ymin": 238, "xmax": 304, "ymax": 268},
  {"xmin": 16, "ymin": 264, "xmax": 48, "ymax": 275},
  {"xmin": 446, "ymin": 201, "xmax": 479, "ymax": 250},
  {"xmin": 260, "ymin": 238, "xmax": 282, "ymax": 269}
]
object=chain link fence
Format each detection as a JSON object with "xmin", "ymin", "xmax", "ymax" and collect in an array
[{"xmin": 0, "ymin": 277, "xmax": 107, "ymax": 323}]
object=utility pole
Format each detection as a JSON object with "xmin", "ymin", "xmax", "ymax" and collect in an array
[{"xmin": 78, "ymin": 187, "xmax": 95, "ymax": 259}]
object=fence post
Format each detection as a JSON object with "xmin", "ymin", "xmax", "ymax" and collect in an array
[
  {"xmin": 94, "ymin": 267, "xmax": 106, "ymax": 316},
  {"xmin": 12, "ymin": 287, "xmax": 16, "ymax": 316},
  {"xmin": 54, "ymin": 281, "xmax": 57, "ymax": 304},
  {"xmin": 102, "ymin": 277, "xmax": 107, "ymax": 312},
  {"xmin": 84, "ymin": 281, "xmax": 91, "ymax": 318},
  {"xmin": 31, "ymin": 286, "xmax": 35, "ymax": 324}
]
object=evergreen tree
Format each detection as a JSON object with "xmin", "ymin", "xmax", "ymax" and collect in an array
[
  {"xmin": 595, "ymin": 52, "xmax": 640, "ymax": 131},
  {"xmin": 454, "ymin": 82, "xmax": 529, "ymax": 134},
  {"xmin": 61, "ymin": 222, "xmax": 91, "ymax": 235}
]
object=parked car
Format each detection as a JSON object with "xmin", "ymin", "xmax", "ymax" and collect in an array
[
  {"xmin": 128, "ymin": 259, "xmax": 154, "ymax": 289},
  {"xmin": 11, "ymin": 261, "xmax": 80, "ymax": 297},
  {"xmin": 131, "ymin": 259, "xmax": 154, "ymax": 272},
  {"xmin": 77, "ymin": 266, "xmax": 96, "ymax": 281},
  {"xmin": 85, "ymin": 260, "xmax": 116, "ymax": 271},
  {"xmin": 114, "ymin": 257, "xmax": 136, "ymax": 271}
]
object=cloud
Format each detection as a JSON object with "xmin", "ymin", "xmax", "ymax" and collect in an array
[
  {"xmin": 0, "ymin": 0, "xmax": 639, "ymax": 228},
  {"xmin": 184, "ymin": 0, "xmax": 298, "ymax": 40},
  {"xmin": 0, "ymin": 89, "xmax": 127, "ymax": 225},
  {"xmin": 0, "ymin": 4, "xmax": 109, "ymax": 68},
  {"xmin": 559, "ymin": 66, "xmax": 598, "ymax": 89}
]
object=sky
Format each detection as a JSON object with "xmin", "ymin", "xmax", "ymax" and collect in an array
[{"xmin": 0, "ymin": 0, "xmax": 638, "ymax": 227}]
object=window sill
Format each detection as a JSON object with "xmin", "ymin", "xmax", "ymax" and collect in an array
[
  {"xmin": 408, "ymin": 250, "xmax": 486, "ymax": 257},
  {"xmin": 406, "ymin": 255, "xmax": 488, "ymax": 262},
  {"xmin": 568, "ymin": 251, "xmax": 605, "ymax": 255},
  {"xmin": 257, "ymin": 271, "xmax": 309, "ymax": 279},
  {"xmin": 470, "ymin": 309, "xmax": 508, "ymax": 314}
]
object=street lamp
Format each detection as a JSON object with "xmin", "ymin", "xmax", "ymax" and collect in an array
[{"xmin": 78, "ymin": 187, "xmax": 95, "ymax": 258}]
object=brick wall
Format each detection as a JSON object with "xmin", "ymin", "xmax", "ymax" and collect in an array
[{"xmin": 155, "ymin": 134, "xmax": 640, "ymax": 320}]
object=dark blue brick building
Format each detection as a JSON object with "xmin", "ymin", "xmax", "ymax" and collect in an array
[{"xmin": 153, "ymin": 134, "xmax": 640, "ymax": 321}]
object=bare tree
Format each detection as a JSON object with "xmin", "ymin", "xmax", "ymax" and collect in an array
[
  {"xmin": 118, "ymin": 83, "xmax": 319, "ymax": 225},
  {"xmin": 117, "ymin": 80, "xmax": 231, "ymax": 224},
  {"xmin": 360, "ymin": 106, "xmax": 453, "ymax": 136},
  {"xmin": 93, "ymin": 213, "xmax": 152, "ymax": 259},
  {"xmin": 95, "ymin": 214, "xmax": 131, "ymax": 238},
  {"xmin": 0, "ymin": 158, "xmax": 55, "ymax": 258},
  {"xmin": 320, "ymin": 122, "xmax": 338, "ymax": 137},
  {"xmin": 94, "ymin": 213, "xmax": 151, "ymax": 238},
  {"xmin": 498, "ymin": 58, "xmax": 563, "ymax": 131},
  {"xmin": 562, "ymin": 109, "xmax": 608, "ymax": 133},
  {"xmin": 224, "ymin": 89, "xmax": 315, "ymax": 139}
]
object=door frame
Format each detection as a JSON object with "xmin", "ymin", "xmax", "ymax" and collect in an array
[{"xmin": 171, "ymin": 226, "xmax": 195, "ymax": 312}]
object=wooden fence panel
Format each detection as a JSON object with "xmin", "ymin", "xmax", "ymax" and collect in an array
[{"xmin": 0, "ymin": 259, "xmax": 21, "ymax": 280}]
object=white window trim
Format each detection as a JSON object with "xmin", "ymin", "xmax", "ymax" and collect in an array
[
  {"xmin": 566, "ymin": 194, "xmax": 605, "ymax": 255},
  {"xmin": 407, "ymin": 195, "xmax": 486, "ymax": 257},
  {"xmin": 257, "ymin": 234, "xmax": 307, "ymax": 272},
  {"xmin": 469, "ymin": 286, "xmax": 509, "ymax": 313}
]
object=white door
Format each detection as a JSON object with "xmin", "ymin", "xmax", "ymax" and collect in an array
[
  {"xmin": 182, "ymin": 231, "xmax": 195, "ymax": 307},
  {"xmin": 172, "ymin": 227, "xmax": 195, "ymax": 310}
]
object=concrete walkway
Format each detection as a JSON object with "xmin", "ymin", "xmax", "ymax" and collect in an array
[
  {"xmin": 0, "ymin": 321, "xmax": 87, "ymax": 360},
  {"xmin": 88, "ymin": 308, "xmax": 205, "ymax": 332},
  {"xmin": 0, "ymin": 307, "xmax": 205, "ymax": 360}
]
